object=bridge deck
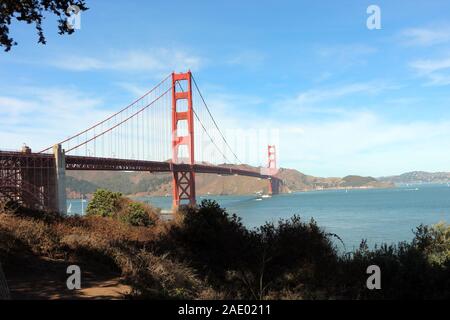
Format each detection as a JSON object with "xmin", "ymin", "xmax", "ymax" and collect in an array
[
  {"xmin": 1, "ymin": 151, "xmax": 280, "ymax": 212},
  {"xmin": 0, "ymin": 151, "xmax": 278, "ymax": 181},
  {"xmin": 65, "ymin": 155, "xmax": 276, "ymax": 180}
]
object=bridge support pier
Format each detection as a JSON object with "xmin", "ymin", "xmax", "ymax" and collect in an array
[
  {"xmin": 172, "ymin": 170, "xmax": 196, "ymax": 209},
  {"xmin": 53, "ymin": 144, "xmax": 67, "ymax": 215},
  {"xmin": 268, "ymin": 178, "xmax": 280, "ymax": 195}
]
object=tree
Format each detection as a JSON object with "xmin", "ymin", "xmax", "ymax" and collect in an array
[
  {"xmin": 86, "ymin": 189, "xmax": 122, "ymax": 218},
  {"xmin": 0, "ymin": 0, "xmax": 88, "ymax": 51}
]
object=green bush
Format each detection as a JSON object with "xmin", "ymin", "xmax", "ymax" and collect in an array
[
  {"xmin": 247, "ymin": 216, "xmax": 339, "ymax": 299},
  {"xmin": 157, "ymin": 201, "xmax": 339, "ymax": 299},
  {"xmin": 335, "ymin": 223, "xmax": 450, "ymax": 300},
  {"xmin": 121, "ymin": 202, "xmax": 155, "ymax": 227},
  {"xmin": 414, "ymin": 222, "xmax": 450, "ymax": 267},
  {"xmin": 156, "ymin": 201, "xmax": 450, "ymax": 300},
  {"xmin": 86, "ymin": 189, "xmax": 122, "ymax": 217},
  {"xmin": 6, "ymin": 195, "xmax": 448, "ymax": 300},
  {"xmin": 157, "ymin": 200, "xmax": 251, "ymax": 283}
]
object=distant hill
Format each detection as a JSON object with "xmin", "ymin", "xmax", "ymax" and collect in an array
[
  {"xmin": 341, "ymin": 175, "xmax": 377, "ymax": 187},
  {"xmin": 379, "ymin": 171, "xmax": 450, "ymax": 185},
  {"xmin": 66, "ymin": 165, "xmax": 393, "ymax": 198}
]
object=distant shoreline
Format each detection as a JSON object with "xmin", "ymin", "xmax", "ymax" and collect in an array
[
  {"xmin": 110, "ymin": 185, "xmax": 397, "ymax": 200},
  {"xmin": 69, "ymin": 185, "xmax": 398, "ymax": 200}
]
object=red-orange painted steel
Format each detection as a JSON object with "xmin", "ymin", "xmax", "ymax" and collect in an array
[
  {"xmin": 267, "ymin": 145, "xmax": 279, "ymax": 195},
  {"xmin": 0, "ymin": 151, "xmax": 281, "ymax": 212},
  {"xmin": 1, "ymin": 73, "xmax": 285, "ymax": 212},
  {"xmin": 268, "ymin": 145, "xmax": 277, "ymax": 171},
  {"xmin": 0, "ymin": 151, "xmax": 57, "ymax": 212},
  {"xmin": 171, "ymin": 71, "xmax": 196, "ymax": 208}
]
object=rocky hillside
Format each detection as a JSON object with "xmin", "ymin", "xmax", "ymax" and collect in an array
[
  {"xmin": 66, "ymin": 165, "xmax": 393, "ymax": 198},
  {"xmin": 276, "ymin": 169, "xmax": 392, "ymax": 192},
  {"xmin": 379, "ymin": 171, "xmax": 450, "ymax": 185}
]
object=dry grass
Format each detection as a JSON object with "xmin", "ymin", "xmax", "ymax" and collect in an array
[
  {"xmin": 0, "ymin": 206, "xmax": 212, "ymax": 300},
  {"xmin": 5, "ymin": 200, "xmax": 447, "ymax": 300},
  {"xmin": 0, "ymin": 214, "xmax": 60, "ymax": 258}
]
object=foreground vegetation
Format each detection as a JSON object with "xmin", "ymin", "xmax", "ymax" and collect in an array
[{"xmin": 0, "ymin": 191, "xmax": 449, "ymax": 300}]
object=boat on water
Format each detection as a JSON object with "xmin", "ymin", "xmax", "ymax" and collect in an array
[{"xmin": 255, "ymin": 192, "xmax": 271, "ymax": 200}]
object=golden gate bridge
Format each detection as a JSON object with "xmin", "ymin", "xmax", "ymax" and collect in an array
[{"xmin": 0, "ymin": 71, "xmax": 281, "ymax": 213}]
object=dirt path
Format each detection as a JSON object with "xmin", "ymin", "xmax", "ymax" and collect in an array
[
  {"xmin": 8, "ymin": 275, "xmax": 131, "ymax": 300},
  {"xmin": 5, "ymin": 256, "xmax": 131, "ymax": 300}
]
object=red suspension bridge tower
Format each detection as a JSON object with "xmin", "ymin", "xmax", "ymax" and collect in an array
[
  {"xmin": 268, "ymin": 145, "xmax": 277, "ymax": 172},
  {"xmin": 171, "ymin": 71, "xmax": 196, "ymax": 208},
  {"xmin": 267, "ymin": 145, "xmax": 280, "ymax": 195},
  {"xmin": 0, "ymin": 71, "xmax": 283, "ymax": 214}
]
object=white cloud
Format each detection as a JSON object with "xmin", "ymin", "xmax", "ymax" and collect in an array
[
  {"xmin": 50, "ymin": 48, "xmax": 203, "ymax": 74},
  {"xmin": 201, "ymin": 95, "xmax": 450, "ymax": 176},
  {"xmin": 2, "ymin": 79, "xmax": 448, "ymax": 177},
  {"xmin": 315, "ymin": 44, "xmax": 377, "ymax": 70},
  {"xmin": 317, "ymin": 44, "xmax": 377, "ymax": 58},
  {"xmin": 55, "ymin": 56, "xmax": 104, "ymax": 71},
  {"xmin": 0, "ymin": 87, "xmax": 110, "ymax": 151},
  {"xmin": 278, "ymin": 112, "xmax": 450, "ymax": 176},
  {"xmin": 425, "ymin": 73, "xmax": 450, "ymax": 86},
  {"xmin": 0, "ymin": 97, "xmax": 36, "ymax": 121},
  {"xmin": 293, "ymin": 82, "xmax": 382, "ymax": 104},
  {"xmin": 400, "ymin": 26, "xmax": 450, "ymax": 46},
  {"xmin": 410, "ymin": 57, "xmax": 450, "ymax": 74},
  {"xmin": 410, "ymin": 56, "xmax": 450, "ymax": 86},
  {"xmin": 196, "ymin": 84, "xmax": 450, "ymax": 176},
  {"xmin": 227, "ymin": 51, "xmax": 266, "ymax": 69},
  {"xmin": 277, "ymin": 81, "xmax": 397, "ymax": 115},
  {"xmin": 116, "ymin": 82, "xmax": 150, "ymax": 97}
]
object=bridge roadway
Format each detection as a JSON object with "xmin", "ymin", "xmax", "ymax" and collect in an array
[
  {"xmin": 0, "ymin": 151, "xmax": 275, "ymax": 179},
  {"xmin": 65, "ymin": 155, "xmax": 276, "ymax": 180},
  {"xmin": 1, "ymin": 150, "xmax": 281, "ymax": 212}
]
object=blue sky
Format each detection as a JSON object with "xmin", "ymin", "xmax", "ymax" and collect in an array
[{"xmin": 1, "ymin": 0, "xmax": 450, "ymax": 177}]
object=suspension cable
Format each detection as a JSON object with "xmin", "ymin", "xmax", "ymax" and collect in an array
[
  {"xmin": 39, "ymin": 73, "xmax": 172, "ymax": 153},
  {"xmin": 66, "ymin": 86, "xmax": 173, "ymax": 153},
  {"xmin": 175, "ymin": 81, "xmax": 231, "ymax": 164},
  {"xmin": 191, "ymin": 74, "xmax": 242, "ymax": 164}
]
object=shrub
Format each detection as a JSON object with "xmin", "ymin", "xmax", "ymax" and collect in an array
[
  {"xmin": 0, "ymin": 210, "xmax": 204, "ymax": 300},
  {"xmin": 0, "ymin": 214, "xmax": 61, "ymax": 258},
  {"xmin": 335, "ymin": 223, "xmax": 450, "ymax": 300},
  {"xmin": 86, "ymin": 189, "xmax": 159, "ymax": 228},
  {"xmin": 123, "ymin": 250, "xmax": 206, "ymax": 299},
  {"xmin": 157, "ymin": 201, "xmax": 339, "ymax": 299},
  {"xmin": 2, "ymin": 199, "xmax": 449, "ymax": 300},
  {"xmin": 155, "ymin": 202, "xmax": 450, "ymax": 300},
  {"xmin": 413, "ymin": 222, "xmax": 450, "ymax": 267},
  {"xmin": 120, "ymin": 202, "xmax": 155, "ymax": 227},
  {"xmin": 157, "ymin": 200, "xmax": 252, "ymax": 283},
  {"xmin": 245, "ymin": 216, "xmax": 339, "ymax": 299},
  {"xmin": 86, "ymin": 189, "xmax": 122, "ymax": 217}
]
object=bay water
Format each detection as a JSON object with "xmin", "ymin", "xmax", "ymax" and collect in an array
[{"xmin": 68, "ymin": 184, "xmax": 450, "ymax": 250}]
